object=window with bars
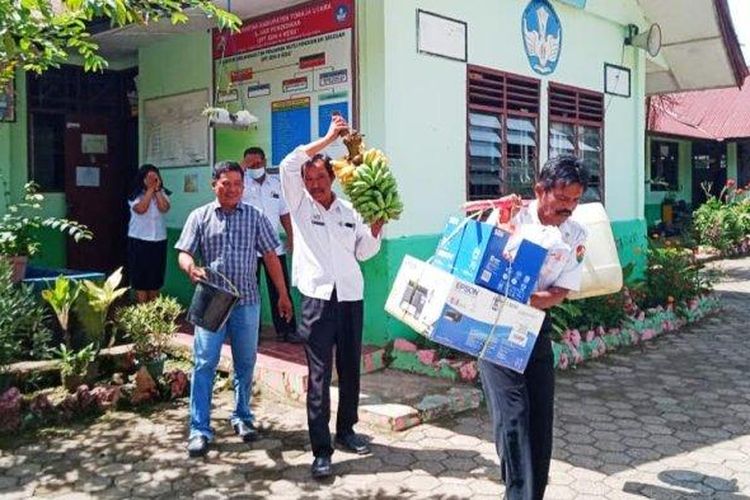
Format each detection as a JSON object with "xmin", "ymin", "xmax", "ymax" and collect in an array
[
  {"xmin": 548, "ymin": 83, "xmax": 604, "ymax": 203},
  {"xmin": 466, "ymin": 66, "xmax": 540, "ymax": 200}
]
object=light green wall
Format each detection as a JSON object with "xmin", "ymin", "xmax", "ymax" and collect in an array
[
  {"xmin": 0, "ymin": 72, "xmax": 28, "ymax": 206},
  {"xmin": 138, "ymin": 31, "xmax": 216, "ymax": 301},
  {"xmin": 138, "ymin": 31, "xmax": 215, "ymax": 229},
  {"xmin": 368, "ymin": 0, "xmax": 648, "ymax": 242}
]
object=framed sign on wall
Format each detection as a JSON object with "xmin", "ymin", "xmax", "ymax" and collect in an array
[
  {"xmin": 604, "ymin": 63, "xmax": 631, "ymax": 98},
  {"xmin": 416, "ymin": 10, "xmax": 467, "ymax": 62}
]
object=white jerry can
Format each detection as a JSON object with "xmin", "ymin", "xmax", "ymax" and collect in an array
[{"xmin": 567, "ymin": 202, "xmax": 623, "ymax": 300}]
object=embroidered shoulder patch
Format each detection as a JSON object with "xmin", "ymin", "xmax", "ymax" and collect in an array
[{"xmin": 575, "ymin": 244, "xmax": 586, "ymax": 263}]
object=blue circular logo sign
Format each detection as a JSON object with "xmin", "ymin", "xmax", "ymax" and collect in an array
[
  {"xmin": 522, "ymin": 0, "xmax": 562, "ymax": 75},
  {"xmin": 335, "ymin": 4, "xmax": 349, "ymax": 23}
]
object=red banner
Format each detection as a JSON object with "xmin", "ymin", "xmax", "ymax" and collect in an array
[
  {"xmin": 213, "ymin": 0, "xmax": 354, "ymax": 59},
  {"xmin": 230, "ymin": 68, "xmax": 254, "ymax": 83}
]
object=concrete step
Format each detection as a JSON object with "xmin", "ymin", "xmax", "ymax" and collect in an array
[
  {"xmin": 345, "ymin": 369, "xmax": 484, "ymax": 432},
  {"xmin": 169, "ymin": 333, "xmax": 482, "ymax": 432},
  {"xmin": 169, "ymin": 332, "xmax": 386, "ymax": 397}
]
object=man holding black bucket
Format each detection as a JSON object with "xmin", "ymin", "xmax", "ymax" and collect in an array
[
  {"xmin": 280, "ymin": 115, "xmax": 384, "ymax": 479},
  {"xmin": 176, "ymin": 160, "xmax": 293, "ymax": 458}
]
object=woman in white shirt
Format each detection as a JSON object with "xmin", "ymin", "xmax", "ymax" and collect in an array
[{"xmin": 127, "ymin": 164, "xmax": 171, "ymax": 302}]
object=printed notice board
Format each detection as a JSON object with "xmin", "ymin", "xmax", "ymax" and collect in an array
[
  {"xmin": 271, "ymin": 98, "xmax": 312, "ymax": 165},
  {"xmin": 143, "ymin": 89, "xmax": 210, "ymax": 168},
  {"xmin": 213, "ymin": 0, "xmax": 355, "ymax": 166}
]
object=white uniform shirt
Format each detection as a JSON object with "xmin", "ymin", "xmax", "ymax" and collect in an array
[
  {"xmin": 280, "ymin": 147, "xmax": 381, "ymax": 301},
  {"xmin": 128, "ymin": 194, "xmax": 168, "ymax": 242},
  {"xmin": 242, "ymin": 173, "xmax": 289, "ymax": 256},
  {"xmin": 511, "ymin": 200, "xmax": 588, "ymax": 292}
]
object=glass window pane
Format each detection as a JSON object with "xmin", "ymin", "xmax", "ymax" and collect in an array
[
  {"xmin": 506, "ymin": 116, "xmax": 536, "ymax": 198},
  {"xmin": 549, "ymin": 122, "xmax": 575, "ymax": 158},
  {"xmin": 470, "ymin": 113, "xmax": 501, "ymax": 128},
  {"xmin": 468, "ymin": 112, "xmax": 502, "ymax": 199},
  {"xmin": 30, "ymin": 113, "xmax": 66, "ymax": 192},
  {"xmin": 578, "ymin": 125, "xmax": 602, "ymax": 202}
]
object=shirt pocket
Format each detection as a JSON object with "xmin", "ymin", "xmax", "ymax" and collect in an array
[{"xmin": 336, "ymin": 217, "xmax": 357, "ymax": 253}]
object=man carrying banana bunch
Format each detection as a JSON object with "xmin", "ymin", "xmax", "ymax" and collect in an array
[{"xmin": 279, "ymin": 115, "xmax": 384, "ymax": 479}]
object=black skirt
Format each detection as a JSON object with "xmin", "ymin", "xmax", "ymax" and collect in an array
[{"xmin": 127, "ymin": 237, "xmax": 167, "ymax": 290}]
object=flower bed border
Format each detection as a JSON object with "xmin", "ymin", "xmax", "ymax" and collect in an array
[
  {"xmin": 552, "ymin": 294, "xmax": 719, "ymax": 370},
  {"xmin": 694, "ymin": 235, "xmax": 750, "ymax": 264},
  {"xmin": 0, "ymin": 367, "xmax": 191, "ymax": 435}
]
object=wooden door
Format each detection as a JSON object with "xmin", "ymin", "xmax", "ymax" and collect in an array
[{"xmin": 64, "ymin": 115, "xmax": 128, "ymax": 272}]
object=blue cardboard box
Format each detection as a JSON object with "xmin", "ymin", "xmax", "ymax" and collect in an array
[
  {"xmin": 385, "ymin": 256, "xmax": 547, "ymax": 372},
  {"xmin": 432, "ymin": 216, "xmax": 496, "ymax": 284},
  {"xmin": 428, "ymin": 284, "xmax": 506, "ymax": 357},
  {"xmin": 479, "ymin": 298, "xmax": 546, "ymax": 373},
  {"xmin": 476, "ymin": 236, "xmax": 548, "ymax": 303}
]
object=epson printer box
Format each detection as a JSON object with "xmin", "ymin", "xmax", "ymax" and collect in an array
[
  {"xmin": 385, "ymin": 256, "xmax": 546, "ymax": 371},
  {"xmin": 479, "ymin": 299, "xmax": 546, "ymax": 373}
]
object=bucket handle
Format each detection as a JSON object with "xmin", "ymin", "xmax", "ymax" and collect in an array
[{"xmin": 201, "ymin": 267, "xmax": 240, "ymax": 297}]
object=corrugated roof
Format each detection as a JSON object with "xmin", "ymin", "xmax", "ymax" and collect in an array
[{"xmin": 647, "ymin": 73, "xmax": 750, "ymax": 140}]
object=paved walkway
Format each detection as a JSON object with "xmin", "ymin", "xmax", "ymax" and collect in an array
[{"xmin": 1, "ymin": 258, "xmax": 750, "ymax": 499}]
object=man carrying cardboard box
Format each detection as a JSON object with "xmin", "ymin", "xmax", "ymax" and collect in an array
[{"xmin": 477, "ymin": 155, "xmax": 589, "ymax": 499}]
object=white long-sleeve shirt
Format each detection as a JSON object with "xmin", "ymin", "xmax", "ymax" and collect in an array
[
  {"xmin": 242, "ymin": 173, "xmax": 289, "ymax": 256},
  {"xmin": 280, "ymin": 147, "xmax": 381, "ymax": 301}
]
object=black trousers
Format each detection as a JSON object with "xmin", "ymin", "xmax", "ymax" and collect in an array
[
  {"xmin": 479, "ymin": 320, "xmax": 555, "ymax": 500},
  {"xmin": 256, "ymin": 254, "xmax": 296, "ymax": 337},
  {"xmin": 299, "ymin": 291, "xmax": 363, "ymax": 458}
]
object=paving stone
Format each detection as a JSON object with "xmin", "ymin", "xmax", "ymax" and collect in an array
[
  {"xmin": 0, "ymin": 476, "xmax": 18, "ymax": 489},
  {"xmin": 400, "ymin": 473, "xmax": 441, "ymax": 492},
  {"xmin": 0, "ymin": 256, "xmax": 749, "ymax": 499}
]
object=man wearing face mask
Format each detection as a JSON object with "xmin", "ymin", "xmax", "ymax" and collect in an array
[
  {"xmin": 479, "ymin": 155, "xmax": 589, "ymax": 500},
  {"xmin": 241, "ymin": 147, "xmax": 299, "ymax": 343}
]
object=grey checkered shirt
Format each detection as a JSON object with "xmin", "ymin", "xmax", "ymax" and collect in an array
[{"xmin": 175, "ymin": 201, "xmax": 280, "ymax": 304}]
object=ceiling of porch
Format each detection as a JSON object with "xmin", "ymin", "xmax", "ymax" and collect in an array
[{"xmin": 637, "ymin": 0, "xmax": 748, "ymax": 94}]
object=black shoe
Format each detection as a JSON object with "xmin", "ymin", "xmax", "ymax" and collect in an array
[
  {"xmin": 311, "ymin": 456, "xmax": 332, "ymax": 479},
  {"xmin": 278, "ymin": 332, "xmax": 304, "ymax": 344},
  {"xmin": 187, "ymin": 435, "xmax": 209, "ymax": 458},
  {"xmin": 233, "ymin": 421, "xmax": 259, "ymax": 443},
  {"xmin": 335, "ymin": 433, "xmax": 371, "ymax": 455}
]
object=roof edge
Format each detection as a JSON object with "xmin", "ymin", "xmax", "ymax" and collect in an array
[{"xmin": 715, "ymin": 0, "xmax": 750, "ymax": 87}]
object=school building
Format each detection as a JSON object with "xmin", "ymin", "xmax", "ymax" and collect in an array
[{"xmin": 0, "ymin": 0, "xmax": 745, "ymax": 345}]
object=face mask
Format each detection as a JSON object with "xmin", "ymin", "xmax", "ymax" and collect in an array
[{"xmin": 248, "ymin": 167, "xmax": 265, "ymax": 180}]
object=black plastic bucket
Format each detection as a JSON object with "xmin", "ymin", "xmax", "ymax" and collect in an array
[{"xmin": 187, "ymin": 270, "xmax": 240, "ymax": 332}]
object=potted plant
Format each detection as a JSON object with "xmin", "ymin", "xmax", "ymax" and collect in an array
[
  {"xmin": 75, "ymin": 267, "xmax": 129, "ymax": 350},
  {"xmin": 41, "ymin": 275, "xmax": 80, "ymax": 348},
  {"xmin": 0, "ymin": 181, "xmax": 92, "ymax": 282},
  {"xmin": 53, "ymin": 343, "xmax": 97, "ymax": 392},
  {"xmin": 115, "ymin": 296, "xmax": 183, "ymax": 379}
]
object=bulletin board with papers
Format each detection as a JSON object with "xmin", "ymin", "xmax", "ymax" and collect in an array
[
  {"xmin": 212, "ymin": 0, "xmax": 355, "ymax": 166},
  {"xmin": 143, "ymin": 89, "xmax": 210, "ymax": 168}
]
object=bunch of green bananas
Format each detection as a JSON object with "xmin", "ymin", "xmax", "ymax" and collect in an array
[{"xmin": 342, "ymin": 148, "xmax": 404, "ymax": 224}]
